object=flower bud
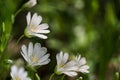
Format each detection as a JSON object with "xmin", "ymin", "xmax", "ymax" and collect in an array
[{"xmin": 24, "ymin": 0, "xmax": 37, "ymax": 8}]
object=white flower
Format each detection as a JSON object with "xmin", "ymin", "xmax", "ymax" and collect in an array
[
  {"xmin": 55, "ymin": 51, "xmax": 78, "ymax": 77},
  {"xmin": 74, "ymin": 55, "xmax": 89, "ymax": 73},
  {"xmin": 24, "ymin": 0, "xmax": 37, "ymax": 8},
  {"xmin": 24, "ymin": 12, "xmax": 50, "ymax": 39},
  {"xmin": 21, "ymin": 42, "xmax": 50, "ymax": 67},
  {"xmin": 10, "ymin": 65, "xmax": 31, "ymax": 80}
]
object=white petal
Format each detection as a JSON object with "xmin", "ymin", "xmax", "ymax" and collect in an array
[
  {"xmin": 21, "ymin": 45, "xmax": 29, "ymax": 62},
  {"xmin": 11, "ymin": 65, "xmax": 17, "ymax": 76},
  {"xmin": 22, "ymin": 72, "xmax": 28, "ymax": 78},
  {"xmin": 65, "ymin": 61, "xmax": 76, "ymax": 68},
  {"xmin": 34, "ymin": 43, "xmax": 41, "ymax": 49},
  {"xmin": 21, "ymin": 45, "xmax": 27, "ymax": 55},
  {"xmin": 31, "ymin": 13, "xmax": 42, "ymax": 26},
  {"xmin": 26, "ymin": 12, "xmax": 31, "ymax": 25},
  {"xmin": 18, "ymin": 67, "xmax": 25, "ymax": 75},
  {"xmin": 63, "ymin": 66, "xmax": 78, "ymax": 71},
  {"xmin": 56, "ymin": 51, "xmax": 63, "ymax": 66},
  {"xmin": 59, "ymin": 51, "xmax": 63, "ymax": 63},
  {"xmin": 33, "ymin": 33, "xmax": 48, "ymax": 39},
  {"xmin": 21, "ymin": 52, "xmax": 29, "ymax": 62},
  {"xmin": 62, "ymin": 53, "xmax": 69, "ymax": 65},
  {"xmin": 56, "ymin": 53, "xmax": 60, "ymax": 66},
  {"xmin": 28, "ymin": 42, "xmax": 33, "ymax": 57},
  {"xmin": 34, "ymin": 29, "xmax": 50, "ymax": 34},
  {"xmin": 63, "ymin": 71, "xmax": 77, "ymax": 77},
  {"xmin": 64, "ymin": 66, "xmax": 78, "ymax": 71},
  {"xmin": 80, "ymin": 65, "xmax": 89, "ymax": 70},
  {"xmin": 34, "ymin": 59, "xmax": 50, "ymax": 66},
  {"xmin": 33, "ymin": 43, "xmax": 41, "ymax": 55},
  {"xmin": 40, "ymin": 47, "xmax": 47, "ymax": 55},
  {"xmin": 36, "ymin": 47, "xmax": 47, "ymax": 59},
  {"xmin": 78, "ymin": 65, "xmax": 89, "ymax": 73},
  {"xmin": 31, "ymin": 13, "xmax": 37, "ymax": 24},
  {"xmin": 77, "ymin": 55, "xmax": 81, "ymax": 61},
  {"xmin": 78, "ymin": 69, "xmax": 89, "ymax": 73},
  {"xmin": 39, "ymin": 59, "xmax": 50, "ymax": 65},
  {"xmin": 38, "ymin": 54, "xmax": 50, "ymax": 63},
  {"xmin": 37, "ymin": 23, "xmax": 49, "ymax": 29},
  {"xmin": 79, "ymin": 57, "xmax": 86, "ymax": 66}
]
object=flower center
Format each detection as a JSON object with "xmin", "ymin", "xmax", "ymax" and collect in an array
[
  {"xmin": 30, "ymin": 25, "xmax": 37, "ymax": 32},
  {"xmin": 32, "ymin": 56, "xmax": 38, "ymax": 63},
  {"xmin": 14, "ymin": 76, "xmax": 20, "ymax": 80}
]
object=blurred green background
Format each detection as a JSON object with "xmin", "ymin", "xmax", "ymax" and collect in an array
[{"xmin": 0, "ymin": 0, "xmax": 120, "ymax": 80}]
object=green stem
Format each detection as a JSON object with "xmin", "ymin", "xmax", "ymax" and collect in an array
[
  {"xmin": 16, "ymin": 34, "xmax": 24, "ymax": 46},
  {"xmin": 49, "ymin": 73, "xmax": 55, "ymax": 80},
  {"xmin": 61, "ymin": 75, "xmax": 65, "ymax": 80},
  {"xmin": 35, "ymin": 73, "xmax": 40, "ymax": 80},
  {"xmin": 26, "ymin": 64, "xmax": 37, "ymax": 72},
  {"xmin": 26, "ymin": 65, "xmax": 37, "ymax": 80},
  {"xmin": 14, "ymin": 8, "xmax": 22, "ymax": 17}
]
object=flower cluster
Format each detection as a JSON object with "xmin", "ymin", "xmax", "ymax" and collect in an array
[
  {"xmin": 10, "ymin": 0, "xmax": 89, "ymax": 80},
  {"xmin": 55, "ymin": 51, "xmax": 89, "ymax": 77},
  {"xmin": 10, "ymin": 1, "xmax": 51, "ymax": 80}
]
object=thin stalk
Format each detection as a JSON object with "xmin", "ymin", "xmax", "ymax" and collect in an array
[
  {"xmin": 14, "ymin": 8, "xmax": 22, "ymax": 17},
  {"xmin": 61, "ymin": 75, "xmax": 65, "ymax": 80},
  {"xmin": 16, "ymin": 34, "xmax": 24, "ymax": 46},
  {"xmin": 49, "ymin": 73, "xmax": 55, "ymax": 80},
  {"xmin": 35, "ymin": 73, "xmax": 40, "ymax": 80}
]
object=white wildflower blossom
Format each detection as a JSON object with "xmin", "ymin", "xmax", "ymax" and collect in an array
[
  {"xmin": 55, "ymin": 51, "xmax": 78, "ymax": 77},
  {"xmin": 10, "ymin": 65, "xmax": 31, "ymax": 80},
  {"xmin": 24, "ymin": 0, "xmax": 37, "ymax": 8},
  {"xmin": 24, "ymin": 12, "xmax": 50, "ymax": 39},
  {"xmin": 55, "ymin": 51, "xmax": 89, "ymax": 77},
  {"xmin": 74, "ymin": 55, "xmax": 89, "ymax": 73},
  {"xmin": 20, "ymin": 42, "xmax": 50, "ymax": 67}
]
